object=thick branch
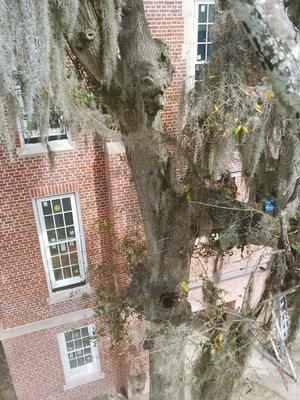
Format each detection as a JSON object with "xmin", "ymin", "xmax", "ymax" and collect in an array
[
  {"xmin": 191, "ymin": 187, "xmax": 280, "ymax": 249},
  {"xmin": 228, "ymin": 0, "xmax": 300, "ymax": 119}
]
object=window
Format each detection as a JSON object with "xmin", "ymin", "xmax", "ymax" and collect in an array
[
  {"xmin": 35, "ymin": 193, "xmax": 86, "ymax": 291},
  {"xmin": 15, "ymin": 83, "xmax": 73, "ymax": 155},
  {"xmin": 194, "ymin": 1, "xmax": 215, "ymax": 76},
  {"xmin": 58, "ymin": 324, "xmax": 101, "ymax": 386}
]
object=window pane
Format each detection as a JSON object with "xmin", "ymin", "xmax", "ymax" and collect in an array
[
  {"xmin": 52, "ymin": 199, "xmax": 62, "ymax": 213},
  {"xmin": 63, "ymin": 267, "xmax": 72, "ymax": 279},
  {"xmin": 76, "ymin": 349, "xmax": 84, "ymax": 357},
  {"xmin": 84, "ymin": 347, "xmax": 91, "ymax": 355},
  {"xmin": 81, "ymin": 327, "xmax": 89, "ymax": 337},
  {"xmin": 85, "ymin": 355, "xmax": 92, "ymax": 364},
  {"xmin": 44, "ymin": 216, "xmax": 54, "ymax": 230},
  {"xmin": 73, "ymin": 329, "xmax": 81, "ymax": 339},
  {"xmin": 59, "ymin": 243, "xmax": 67, "ymax": 253},
  {"xmin": 52, "ymin": 256, "xmax": 61, "ymax": 269},
  {"xmin": 68, "ymin": 241, "xmax": 77, "ymax": 252},
  {"xmin": 77, "ymin": 357, "xmax": 85, "ymax": 367},
  {"xmin": 198, "ymin": 4, "xmax": 207, "ymax": 23},
  {"xmin": 208, "ymin": 4, "xmax": 215, "ymax": 23},
  {"xmin": 54, "ymin": 214, "xmax": 64, "ymax": 228},
  {"xmin": 64, "ymin": 212, "xmax": 73, "ymax": 226},
  {"xmin": 61, "ymin": 254, "xmax": 70, "ymax": 267},
  {"xmin": 54, "ymin": 269, "xmax": 63, "ymax": 281},
  {"xmin": 197, "ymin": 44, "xmax": 206, "ymax": 61},
  {"xmin": 67, "ymin": 341, "xmax": 75, "ymax": 351},
  {"xmin": 66, "ymin": 226, "xmax": 75, "ymax": 239},
  {"xmin": 62, "ymin": 197, "xmax": 71, "ymax": 211},
  {"xmin": 65, "ymin": 331, "xmax": 73, "ymax": 341},
  {"xmin": 47, "ymin": 230, "xmax": 57, "ymax": 243},
  {"xmin": 70, "ymin": 252, "xmax": 78, "ymax": 265},
  {"xmin": 57, "ymin": 228, "xmax": 66, "ymax": 241},
  {"xmin": 42, "ymin": 201, "xmax": 52, "ymax": 215},
  {"xmin": 75, "ymin": 339, "xmax": 82, "ymax": 349},
  {"xmin": 72, "ymin": 265, "xmax": 80, "ymax": 277},
  {"xmin": 198, "ymin": 25, "xmax": 207, "ymax": 42},
  {"xmin": 68, "ymin": 351, "xmax": 76, "ymax": 360},
  {"xmin": 50, "ymin": 245, "xmax": 58, "ymax": 256},
  {"xmin": 69, "ymin": 359, "xmax": 77, "ymax": 369}
]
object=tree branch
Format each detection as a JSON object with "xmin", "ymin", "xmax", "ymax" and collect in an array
[{"xmin": 228, "ymin": 0, "xmax": 300, "ymax": 120}]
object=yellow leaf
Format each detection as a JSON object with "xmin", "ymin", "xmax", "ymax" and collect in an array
[
  {"xmin": 186, "ymin": 192, "xmax": 193, "ymax": 202},
  {"xmin": 213, "ymin": 105, "xmax": 219, "ymax": 113},
  {"xmin": 181, "ymin": 281, "xmax": 189, "ymax": 294},
  {"xmin": 255, "ymin": 103, "xmax": 263, "ymax": 112},
  {"xmin": 265, "ymin": 90, "xmax": 276, "ymax": 100},
  {"xmin": 213, "ymin": 331, "xmax": 224, "ymax": 349},
  {"xmin": 234, "ymin": 125, "xmax": 242, "ymax": 135},
  {"xmin": 241, "ymin": 125, "xmax": 249, "ymax": 133}
]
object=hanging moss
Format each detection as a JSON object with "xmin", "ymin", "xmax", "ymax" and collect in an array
[{"xmin": 0, "ymin": 0, "xmax": 110, "ymax": 158}]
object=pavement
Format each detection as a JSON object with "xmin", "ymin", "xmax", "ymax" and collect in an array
[
  {"xmin": 231, "ymin": 333, "xmax": 300, "ymax": 400},
  {"xmin": 0, "ymin": 343, "xmax": 17, "ymax": 400}
]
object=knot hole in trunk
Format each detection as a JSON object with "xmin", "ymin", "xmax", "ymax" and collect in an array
[{"xmin": 160, "ymin": 292, "xmax": 178, "ymax": 309}]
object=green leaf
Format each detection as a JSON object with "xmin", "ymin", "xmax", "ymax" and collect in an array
[
  {"xmin": 181, "ymin": 281, "xmax": 189, "ymax": 294},
  {"xmin": 291, "ymin": 242, "xmax": 300, "ymax": 253}
]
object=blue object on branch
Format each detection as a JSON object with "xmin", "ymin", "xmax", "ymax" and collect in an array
[{"xmin": 263, "ymin": 198, "xmax": 275, "ymax": 214}]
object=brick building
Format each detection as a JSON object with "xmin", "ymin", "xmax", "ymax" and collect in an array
[{"xmin": 0, "ymin": 1, "xmax": 267, "ymax": 399}]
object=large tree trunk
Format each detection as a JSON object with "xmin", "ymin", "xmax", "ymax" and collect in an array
[{"xmin": 148, "ymin": 328, "xmax": 186, "ymax": 400}]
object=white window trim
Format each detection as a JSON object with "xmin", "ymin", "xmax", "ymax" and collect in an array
[
  {"xmin": 15, "ymin": 84, "xmax": 76, "ymax": 156},
  {"xmin": 57, "ymin": 324, "xmax": 104, "ymax": 390},
  {"xmin": 33, "ymin": 192, "xmax": 88, "ymax": 293},
  {"xmin": 194, "ymin": 0, "xmax": 215, "ymax": 67},
  {"xmin": 47, "ymin": 283, "xmax": 93, "ymax": 305},
  {"xmin": 17, "ymin": 139, "xmax": 76, "ymax": 157}
]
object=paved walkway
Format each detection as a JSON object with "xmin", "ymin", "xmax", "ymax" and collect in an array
[
  {"xmin": 232, "ymin": 334, "xmax": 300, "ymax": 400},
  {"xmin": 0, "ymin": 343, "xmax": 17, "ymax": 400}
]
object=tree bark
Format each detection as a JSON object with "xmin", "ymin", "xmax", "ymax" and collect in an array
[
  {"xmin": 228, "ymin": 0, "xmax": 300, "ymax": 121},
  {"xmin": 148, "ymin": 327, "xmax": 186, "ymax": 400}
]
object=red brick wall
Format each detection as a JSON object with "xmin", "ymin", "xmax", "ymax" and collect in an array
[
  {"xmin": 0, "ymin": 137, "xmax": 116, "ymax": 329},
  {"xmin": 144, "ymin": 0, "xmax": 185, "ymax": 134},
  {"xmin": 2, "ymin": 318, "xmax": 125, "ymax": 400}
]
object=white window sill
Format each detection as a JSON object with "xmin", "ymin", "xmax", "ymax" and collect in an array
[
  {"xmin": 63, "ymin": 370, "xmax": 105, "ymax": 391},
  {"xmin": 17, "ymin": 139, "xmax": 76, "ymax": 157},
  {"xmin": 47, "ymin": 284, "xmax": 93, "ymax": 305}
]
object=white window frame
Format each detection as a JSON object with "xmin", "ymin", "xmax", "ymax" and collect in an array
[
  {"xmin": 194, "ymin": 0, "xmax": 215, "ymax": 68},
  {"xmin": 58, "ymin": 324, "xmax": 102, "ymax": 389},
  {"xmin": 34, "ymin": 192, "xmax": 87, "ymax": 291},
  {"xmin": 15, "ymin": 84, "xmax": 75, "ymax": 156}
]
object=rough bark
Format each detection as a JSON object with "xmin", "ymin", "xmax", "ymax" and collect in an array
[
  {"xmin": 69, "ymin": 1, "xmax": 192, "ymax": 398},
  {"xmin": 228, "ymin": 0, "xmax": 300, "ymax": 122}
]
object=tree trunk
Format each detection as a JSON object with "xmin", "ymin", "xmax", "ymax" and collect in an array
[{"xmin": 148, "ymin": 326, "xmax": 186, "ymax": 400}]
